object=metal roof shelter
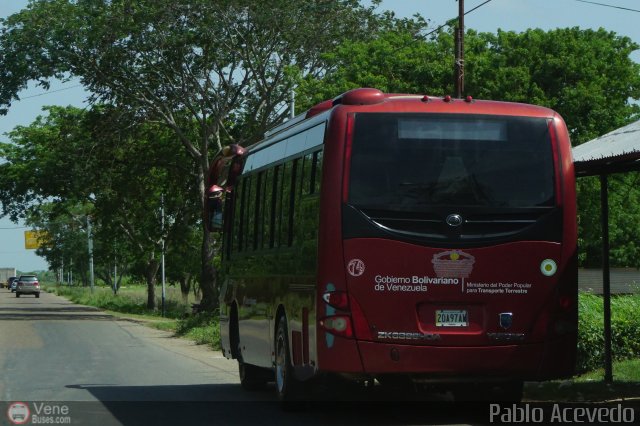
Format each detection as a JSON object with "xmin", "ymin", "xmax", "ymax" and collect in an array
[
  {"xmin": 572, "ymin": 118, "xmax": 640, "ymax": 382},
  {"xmin": 574, "ymin": 119, "xmax": 640, "ymax": 176}
]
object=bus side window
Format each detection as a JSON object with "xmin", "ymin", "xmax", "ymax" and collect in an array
[
  {"xmin": 269, "ymin": 166, "xmax": 279, "ymax": 249},
  {"xmin": 311, "ymin": 150, "xmax": 323, "ymax": 195},
  {"xmin": 227, "ymin": 180, "xmax": 244, "ymax": 254},
  {"xmin": 280, "ymin": 162, "xmax": 292, "ymax": 247},
  {"xmin": 262, "ymin": 168, "xmax": 273, "ymax": 250},
  {"xmin": 253, "ymin": 172, "xmax": 264, "ymax": 250},
  {"xmin": 273, "ymin": 165, "xmax": 283, "ymax": 249},
  {"xmin": 245, "ymin": 175, "xmax": 256, "ymax": 251},
  {"xmin": 301, "ymin": 153, "xmax": 313, "ymax": 196},
  {"xmin": 289, "ymin": 159, "xmax": 299, "ymax": 247}
]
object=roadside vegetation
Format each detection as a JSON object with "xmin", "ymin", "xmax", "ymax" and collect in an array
[
  {"xmin": 525, "ymin": 358, "xmax": 640, "ymax": 402},
  {"xmin": 44, "ymin": 282, "xmax": 220, "ymax": 350},
  {"xmin": 531, "ymin": 292, "xmax": 640, "ymax": 401},
  {"xmin": 577, "ymin": 292, "xmax": 640, "ymax": 373}
]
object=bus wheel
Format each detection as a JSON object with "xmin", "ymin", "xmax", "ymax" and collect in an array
[{"xmin": 275, "ymin": 317, "xmax": 302, "ymax": 404}]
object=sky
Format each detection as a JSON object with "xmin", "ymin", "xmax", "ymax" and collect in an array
[{"xmin": 1, "ymin": 0, "xmax": 639, "ymax": 272}]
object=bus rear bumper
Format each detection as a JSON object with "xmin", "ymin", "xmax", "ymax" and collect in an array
[{"xmin": 356, "ymin": 338, "xmax": 574, "ymax": 381}]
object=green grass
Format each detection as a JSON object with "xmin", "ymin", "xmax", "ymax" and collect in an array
[
  {"xmin": 44, "ymin": 283, "xmax": 195, "ymax": 319},
  {"xmin": 102, "ymin": 309, "xmax": 178, "ymax": 331},
  {"xmin": 174, "ymin": 313, "xmax": 221, "ymax": 349},
  {"xmin": 577, "ymin": 292, "xmax": 640, "ymax": 373},
  {"xmin": 44, "ymin": 283, "xmax": 219, "ymax": 349},
  {"xmin": 524, "ymin": 358, "xmax": 640, "ymax": 402}
]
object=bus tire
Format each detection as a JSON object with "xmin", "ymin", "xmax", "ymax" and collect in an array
[{"xmin": 275, "ymin": 316, "xmax": 303, "ymax": 405}]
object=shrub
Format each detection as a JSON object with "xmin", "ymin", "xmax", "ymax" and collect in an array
[
  {"xmin": 175, "ymin": 312, "xmax": 220, "ymax": 349},
  {"xmin": 576, "ymin": 292, "xmax": 640, "ymax": 373}
]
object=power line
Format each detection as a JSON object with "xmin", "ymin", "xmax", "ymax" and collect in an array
[
  {"xmin": 19, "ymin": 84, "xmax": 84, "ymax": 100},
  {"xmin": 574, "ymin": 0, "xmax": 640, "ymax": 13},
  {"xmin": 426, "ymin": 0, "xmax": 494, "ymax": 37},
  {"xmin": 465, "ymin": 0, "xmax": 494, "ymax": 16}
]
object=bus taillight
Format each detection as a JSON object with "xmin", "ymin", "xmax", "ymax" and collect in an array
[
  {"xmin": 322, "ymin": 291, "xmax": 349, "ymax": 311},
  {"xmin": 319, "ymin": 315, "xmax": 353, "ymax": 338},
  {"xmin": 349, "ymin": 294, "xmax": 373, "ymax": 340}
]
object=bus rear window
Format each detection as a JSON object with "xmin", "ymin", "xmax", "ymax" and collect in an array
[{"xmin": 348, "ymin": 113, "xmax": 555, "ymax": 209}]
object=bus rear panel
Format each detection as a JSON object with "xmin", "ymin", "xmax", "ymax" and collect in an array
[
  {"xmin": 315, "ymin": 94, "xmax": 577, "ymax": 387},
  {"xmin": 215, "ymin": 89, "xmax": 577, "ymax": 400}
]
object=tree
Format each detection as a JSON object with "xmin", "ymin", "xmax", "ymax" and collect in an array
[
  {"xmin": 298, "ymin": 26, "xmax": 640, "ymax": 138},
  {"xmin": 463, "ymin": 28, "xmax": 640, "ymax": 143},
  {"xmin": 0, "ymin": 0, "xmax": 380, "ymax": 309},
  {"xmin": 0, "ymin": 105, "xmax": 202, "ymax": 308},
  {"xmin": 28, "ymin": 202, "xmax": 93, "ymax": 286},
  {"xmin": 298, "ymin": 26, "xmax": 640, "ymax": 267}
]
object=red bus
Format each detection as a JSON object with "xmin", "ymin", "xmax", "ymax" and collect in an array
[{"xmin": 206, "ymin": 88, "xmax": 577, "ymax": 402}]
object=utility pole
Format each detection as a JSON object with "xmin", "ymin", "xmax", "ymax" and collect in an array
[
  {"xmin": 87, "ymin": 216, "xmax": 95, "ymax": 293},
  {"xmin": 161, "ymin": 194, "xmax": 166, "ymax": 317},
  {"xmin": 290, "ymin": 88, "xmax": 295, "ymax": 119},
  {"xmin": 113, "ymin": 244, "xmax": 118, "ymax": 295},
  {"xmin": 455, "ymin": 0, "xmax": 465, "ymax": 98}
]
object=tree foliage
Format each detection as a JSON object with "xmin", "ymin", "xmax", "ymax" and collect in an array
[
  {"xmin": 0, "ymin": 0, "xmax": 379, "ymax": 309},
  {"xmin": 2, "ymin": 2, "xmax": 640, "ymax": 280},
  {"xmin": 0, "ymin": 105, "xmax": 202, "ymax": 307},
  {"xmin": 299, "ymin": 26, "xmax": 640, "ymax": 141},
  {"xmin": 297, "ymin": 25, "xmax": 640, "ymax": 268}
]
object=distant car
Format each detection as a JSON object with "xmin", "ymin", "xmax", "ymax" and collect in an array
[
  {"xmin": 16, "ymin": 275, "xmax": 40, "ymax": 298},
  {"xmin": 9, "ymin": 277, "xmax": 19, "ymax": 292},
  {"xmin": 6, "ymin": 276, "xmax": 17, "ymax": 290}
]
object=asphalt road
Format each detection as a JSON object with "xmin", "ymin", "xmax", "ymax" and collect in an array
[{"xmin": 2, "ymin": 288, "xmax": 612, "ymax": 426}]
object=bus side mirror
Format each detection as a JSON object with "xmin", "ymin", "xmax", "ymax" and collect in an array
[{"xmin": 207, "ymin": 186, "xmax": 224, "ymax": 232}]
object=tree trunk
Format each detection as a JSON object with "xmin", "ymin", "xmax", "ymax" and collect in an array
[
  {"xmin": 197, "ymin": 148, "xmax": 217, "ymax": 311},
  {"xmin": 145, "ymin": 258, "xmax": 160, "ymax": 310},
  {"xmin": 179, "ymin": 273, "xmax": 191, "ymax": 305},
  {"xmin": 199, "ymin": 225, "xmax": 217, "ymax": 310}
]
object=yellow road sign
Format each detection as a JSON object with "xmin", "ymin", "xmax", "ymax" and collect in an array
[{"xmin": 24, "ymin": 230, "xmax": 50, "ymax": 250}]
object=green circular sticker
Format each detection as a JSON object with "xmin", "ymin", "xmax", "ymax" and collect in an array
[{"xmin": 540, "ymin": 259, "xmax": 557, "ymax": 277}]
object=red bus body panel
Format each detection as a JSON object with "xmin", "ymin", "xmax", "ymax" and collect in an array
[
  {"xmin": 315, "ymin": 95, "xmax": 577, "ymax": 381},
  {"xmin": 216, "ymin": 90, "xmax": 577, "ymax": 386}
]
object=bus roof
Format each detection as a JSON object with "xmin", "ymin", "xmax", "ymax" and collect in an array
[{"xmin": 257, "ymin": 88, "xmax": 559, "ymax": 150}]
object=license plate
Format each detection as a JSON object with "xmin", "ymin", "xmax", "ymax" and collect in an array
[{"xmin": 436, "ymin": 310, "xmax": 468, "ymax": 327}]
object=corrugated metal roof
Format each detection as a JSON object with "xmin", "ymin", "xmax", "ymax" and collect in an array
[
  {"xmin": 573, "ymin": 119, "xmax": 640, "ymax": 163},
  {"xmin": 572, "ymin": 119, "xmax": 640, "ymax": 176}
]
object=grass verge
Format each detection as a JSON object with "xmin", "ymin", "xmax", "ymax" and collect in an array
[
  {"xmin": 44, "ymin": 283, "xmax": 220, "ymax": 350},
  {"xmin": 525, "ymin": 358, "xmax": 640, "ymax": 402}
]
